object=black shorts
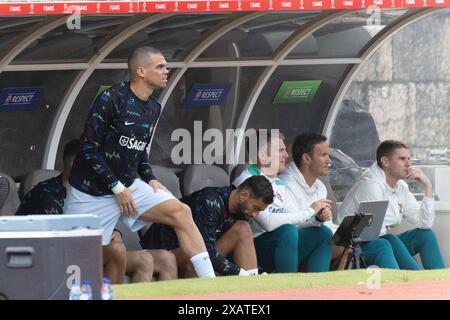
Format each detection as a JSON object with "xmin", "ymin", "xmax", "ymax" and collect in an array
[{"xmin": 139, "ymin": 223, "xmax": 179, "ymax": 251}]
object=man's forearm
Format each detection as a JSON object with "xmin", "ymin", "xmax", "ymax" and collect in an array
[{"xmin": 422, "ymin": 181, "xmax": 433, "ymax": 198}]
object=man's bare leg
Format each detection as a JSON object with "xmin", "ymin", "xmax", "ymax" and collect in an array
[
  {"xmin": 103, "ymin": 236, "xmax": 127, "ymax": 284},
  {"xmin": 125, "ymin": 251, "xmax": 154, "ymax": 283},
  {"xmin": 171, "ymin": 220, "xmax": 257, "ymax": 278},
  {"xmin": 216, "ymin": 220, "xmax": 257, "ymax": 270},
  {"xmin": 140, "ymin": 199, "xmax": 215, "ymax": 278},
  {"xmin": 171, "ymin": 247, "xmax": 196, "ymax": 278},
  {"xmin": 141, "ymin": 200, "xmax": 205, "ymax": 257},
  {"xmin": 147, "ymin": 249, "xmax": 178, "ymax": 280}
]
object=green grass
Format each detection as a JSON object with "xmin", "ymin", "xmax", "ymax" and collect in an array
[{"xmin": 113, "ymin": 268, "xmax": 450, "ymax": 299}]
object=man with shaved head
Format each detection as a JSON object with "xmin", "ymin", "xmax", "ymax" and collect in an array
[{"xmin": 65, "ymin": 46, "xmax": 216, "ymax": 278}]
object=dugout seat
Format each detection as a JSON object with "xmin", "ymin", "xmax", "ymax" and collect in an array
[
  {"xmin": 181, "ymin": 164, "xmax": 230, "ymax": 196},
  {"xmin": 0, "ymin": 172, "xmax": 20, "ymax": 216}
]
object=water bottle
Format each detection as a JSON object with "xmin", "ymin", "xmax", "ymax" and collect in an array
[
  {"xmin": 69, "ymin": 280, "xmax": 81, "ymax": 300},
  {"xmin": 80, "ymin": 280, "xmax": 93, "ymax": 300},
  {"xmin": 101, "ymin": 277, "xmax": 113, "ymax": 300}
]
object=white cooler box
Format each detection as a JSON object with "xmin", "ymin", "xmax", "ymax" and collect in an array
[{"xmin": 0, "ymin": 214, "xmax": 102, "ymax": 300}]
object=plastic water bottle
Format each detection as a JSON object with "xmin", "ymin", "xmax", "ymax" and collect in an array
[
  {"xmin": 69, "ymin": 280, "xmax": 81, "ymax": 300},
  {"xmin": 80, "ymin": 280, "xmax": 93, "ymax": 300},
  {"xmin": 101, "ymin": 277, "xmax": 113, "ymax": 300}
]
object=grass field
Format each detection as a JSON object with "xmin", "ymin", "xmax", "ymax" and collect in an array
[{"xmin": 113, "ymin": 268, "xmax": 450, "ymax": 299}]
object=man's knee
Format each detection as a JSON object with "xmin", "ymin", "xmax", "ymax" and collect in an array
[
  {"xmin": 137, "ymin": 251, "xmax": 154, "ymax": 271},
  {"xmin": 156, "ymin": 250, "xmax": 177, "ymax": 269},
  {"xmin": 317, "ymin": 225, "xmax": 333, "ymax": 242},
  {"xmin": 275, "ymin": 224, "xmax": 299, "ymax": 246},
  {"xmin": 378, "ymin": 238, "xmax": 393, "ymax": 250},
  {"xmin": 166, "ymin": 203, "xmax": 194, "ymax": 227},
  {"xmin": 230, "ymin": 220, "xmax": 253, "ymax": 239},
  {"xmin": 104, "ymin": 240, "xmax": 127, "ymax": 263},
  {"xmin": 381, "ymin": 234, "xmax": 396, "ymax": 242},
  {"xmin": 368, "ymin": 238, "xmax": 394, "ymax": 254},
  {"xmin": 414, "ymin": 228, "xmax": 437, "ymax": 243}
]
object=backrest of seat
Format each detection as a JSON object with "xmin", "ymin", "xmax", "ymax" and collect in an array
[
  {"xmin": 0, "ymin": 176, "xmax": 8, "ymax": 210},
  {"xmin": 0, "ymin": 173, "xmax": 20, "ymax": 216},
  {"xmin": 19, "ymin": 169, "xmax": 61, "ymax": 201},
  {"xmin": 318, "ymin": 175, "xmax": 339, "ymax": 225},
  {"xmin": 152, "ymin": 165, "xmax": 182, "ymax": 199},
  {"xmin": 181, "ymin": 164, "xmax": 230, "ymax": 196},
  {"xmin": 230, "ymin": 164, "xmax": 248, "ymax": 185}
]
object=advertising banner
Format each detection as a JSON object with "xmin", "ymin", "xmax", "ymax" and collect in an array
[
  {"xmin": 0, "ymin": 87, "xmax": 43, "ymax": 111},
  {"xmin": 273, "ymin": 80, "xmax": 321, "ymax": 104},
  {"xmin": 184, "ymin": 83, "xmax": 232, "ymax": 107},
  {"xmin": 1, "ymin": 0, "xmax": 450, "ymax": 15}
]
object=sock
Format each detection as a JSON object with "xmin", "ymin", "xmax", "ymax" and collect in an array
[{"xmin": 190, "ymin": 252, "xmax": 216, "ymax": 278}]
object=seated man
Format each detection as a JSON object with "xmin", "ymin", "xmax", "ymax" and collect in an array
[
  {"xmin": 17, "ymin": 140, "xmax": 83, "ymax": 216},
  {"xmin": 339, "ymin": 140, "xmax": 444, "ymax": 270},
  {"xmin": 17, "ymin": 140, "xmax": 176, "ymax": 283},
  {"xmin": 140, "ymin": 175, "xmax": 274, "ymax": 277},
  {"xmin": 280, "ymin": 133, "xmax": 399, "ymax": 270},
  {"xmin": 233, "ymin": 131, "xmax": 333, "ymax": 273}
]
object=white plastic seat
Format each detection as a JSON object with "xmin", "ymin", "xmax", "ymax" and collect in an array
[{"xmin": 181, "ymin": 164, "xmax": 230, "ymax": 196}]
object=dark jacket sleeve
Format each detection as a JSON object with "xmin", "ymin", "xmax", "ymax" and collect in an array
[
  {"xmin": 16, "ymin": 192, "xmax": 38, "ymax": 215},
  {"xmin": 194, "ymin": 196, "xmax": 241, "ymax": 276},
  {"xmin": 16, "ymin": 187, "xmax": 63, "ymax": 215},
  {"xmin": 78, "ymin": 90, "xmax": 121, "ymax": 191}
]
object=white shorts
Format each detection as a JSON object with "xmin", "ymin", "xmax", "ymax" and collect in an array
[{"xmin": 64, "ymin": 179, "xmax": 176, "ymax": 245}]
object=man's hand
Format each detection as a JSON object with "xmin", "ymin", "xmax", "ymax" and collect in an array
[
  {"xmin": 115, "ymin": 187, "xmax": 138, "ymax": 215},
  {"xmin": 406, "ymin": 167, "xmax": 433, "ymax": 197},
  {"xmin": 316, "ymin": 206, "xmax": 332, "ymax": 222},
  {"xmin": 149, "ymin": 179, "xmax": 170, "ymax": 193},
  {"xmin": 311, "ymin": 199, "xmax": 332, "ymax": 214},
  {"xmin": 406, "ymin": 167, "xmax": 430, "ymax": 185}
]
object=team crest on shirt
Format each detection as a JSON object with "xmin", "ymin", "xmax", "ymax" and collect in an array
[
  {"xmin": 274, "ymin": 191, "xmax": 283, "ymax": 203},
  {"xmin": 119, "ymin": 135, "xmax": 130, "ymax": 147},
  {"xmin": 118, "ymin": 135, "xmax": 147, "ymax": 151},
  {"xmin": 398, "ymin": 202, "xmax": 404, "ymax": 214}
]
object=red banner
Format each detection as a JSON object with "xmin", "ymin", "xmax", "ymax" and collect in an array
[
  {"xmin": 177, "ymin": 0, "xmax": 210, "ymax": 11},
  {"xmin": 0, "ymin": 0, "xmax": 450, "ymax": 15},
  {"xmin": 141, "ymin": 1, "xmax": 177, "ymax": 12},
  {"xmin": 208, "ymin": 0, "xmax": 240, "ymax": 11}
]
